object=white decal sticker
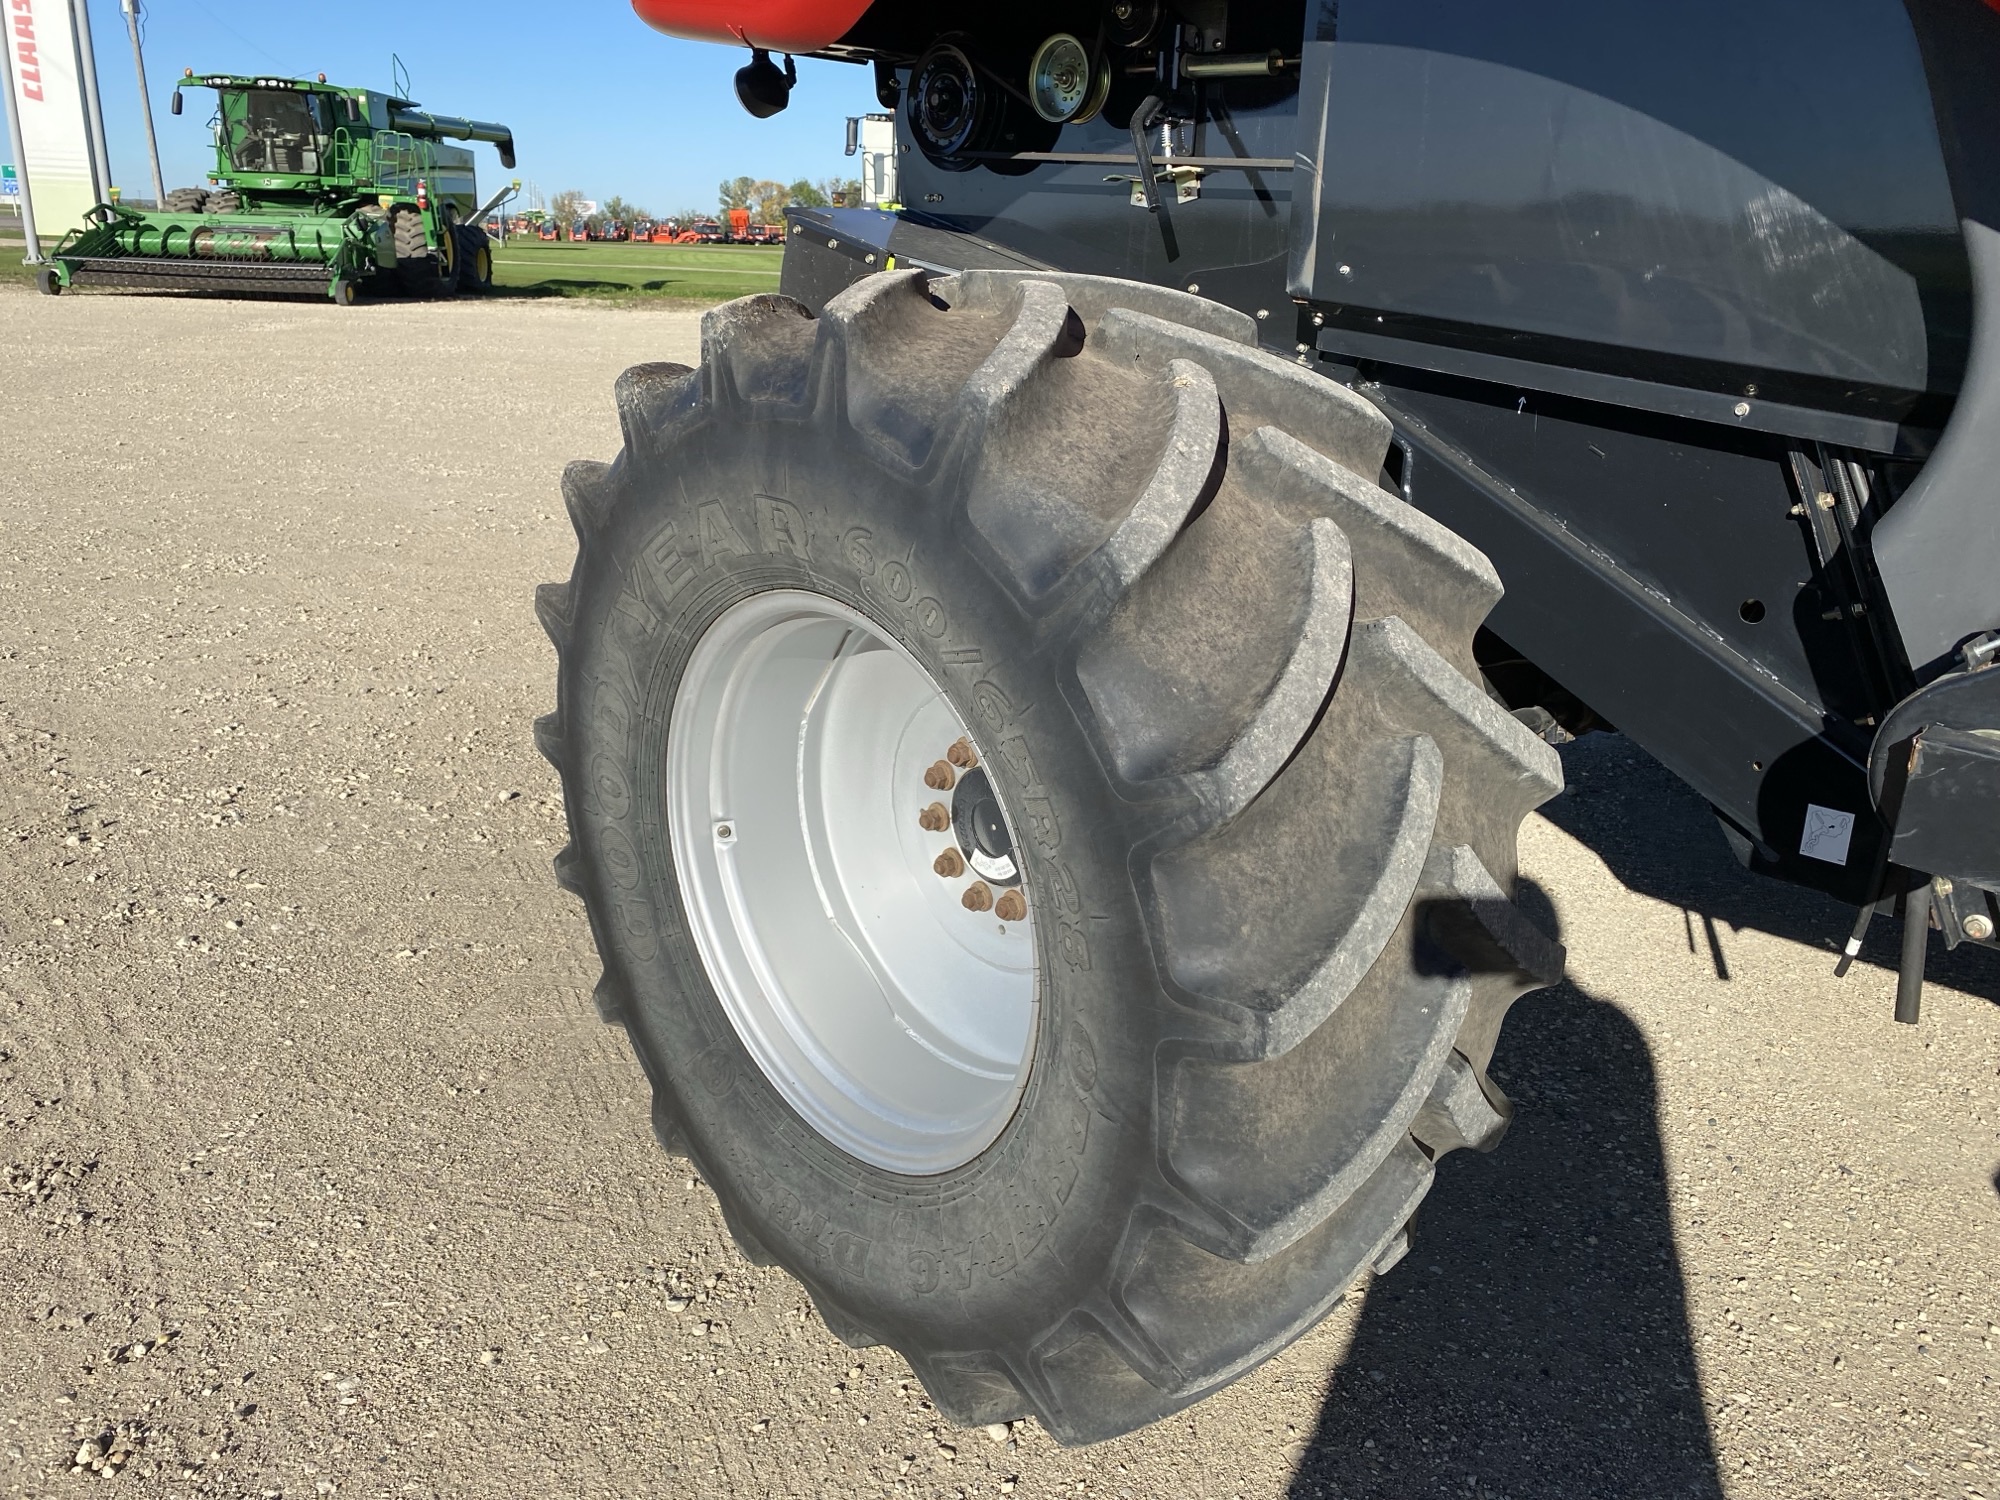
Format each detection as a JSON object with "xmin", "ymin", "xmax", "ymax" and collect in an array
[{"xmin": 1799, "ymin": 804, "xmax": 1855, "ymax": 866}]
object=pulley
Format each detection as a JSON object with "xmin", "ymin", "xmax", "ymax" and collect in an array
[
  {"xmin": 1027, "ymin": 33, "xmax": 1101, "ymax": 124},
  {"xmin": 908, "ymin": 40, "xmax": 992, "ymax": 167}
]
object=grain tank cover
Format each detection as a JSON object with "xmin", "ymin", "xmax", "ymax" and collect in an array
[{"xmin": 630, "ymin": 0, "xmax": 871, "ymax": 52}]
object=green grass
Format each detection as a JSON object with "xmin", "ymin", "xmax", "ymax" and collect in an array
[
  {"xmin": 0, "ymin": 237, "xmax": 784, "ymax": 304},
  {"xmin": 487, "ymin": 239, "xmax": 784, "ymax": 302}
]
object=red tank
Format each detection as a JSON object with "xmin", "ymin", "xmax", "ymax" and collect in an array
[{"xmin": 630, "ymin": 0, "xmax": 870, "ymax": 51}]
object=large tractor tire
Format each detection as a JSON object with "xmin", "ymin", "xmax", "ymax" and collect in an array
[
  {"xmin": 535, "ymin": 270, "xmax": 1564, "ymax": 1444},
  {"xmin": 162, "ymin": 186, "xmax": 208, "ymax": 213},
  {"xmin": 392, "ymin": 206, "xmax": 458, "ymax": 296},
  {"xmin": 203, "ymin": 189, "xmax": 241, "ymax": 216},
  {"xmin": 455, "ymin": 223, "xmax": 494, "ymax": 293}
]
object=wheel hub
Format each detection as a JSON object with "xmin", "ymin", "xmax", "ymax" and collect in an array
[
  {"xmin": 666, "ymin": 591, "xmax": 1037, "ymax": 1175},
  {"xmin": 952, "ymin": 767, "xmax": 1019, "ymax": 885}
]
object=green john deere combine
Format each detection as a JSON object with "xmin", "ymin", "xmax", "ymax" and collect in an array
[{"xmin": 37, "ymin": 71, "xmax": 517, "ymax": 304}]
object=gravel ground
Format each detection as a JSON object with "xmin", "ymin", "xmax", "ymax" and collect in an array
[{"xmin": 1, "ymin": 286, "xmax": 1995, "ymax": 1500}]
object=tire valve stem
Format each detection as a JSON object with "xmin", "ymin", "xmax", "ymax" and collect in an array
[
  {"xmin": 961, "ymin": 881, "xmax": 993, "ymax": 913},
  {"xmin": 994, "ymin": 890, "xmax": 1026, "ymax": 923},
  {"xmin": 933, "ymin": 848, "xmax": 966, "ymax": 879},
  {"xmin": 917, "ymin": 802, "xmax": 951, "ymax": 832},
  {"xmin": 945, "ymin": 737, "xmax": 978, "ymax": 770},
  {"xmin": 924, "ymin": 760, "xmax": 956, "ymax": 791}
]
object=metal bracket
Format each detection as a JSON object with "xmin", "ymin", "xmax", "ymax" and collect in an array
[
  {"xmin": 1104, "ymin": 164, "xmax": 1204, "ymax": 207},
  {"xmin": 1931, "ymin": 874, "xmax": 1999, "ymax": 948}
]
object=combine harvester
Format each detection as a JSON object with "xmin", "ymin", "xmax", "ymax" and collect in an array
[
  {"xmin": 37, "ymin": 71, "xmax": 517, "ymax": 304},
  {"xmin": 524, "ymin": 0, "xmax": 2000, "ymax": 1451}
]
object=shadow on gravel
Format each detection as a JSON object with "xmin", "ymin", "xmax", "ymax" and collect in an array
[
  {"xmin": 1541, "ymin": 734, "xmax": 1998, "ymax": 1006},
  {"xmin": 1289, "ymin": 731, "xmax": 1998, "ymax": 1497},
  {"xmin": 1289, "ymin": 881, "xmax": 1722, "ymax": 1500}
]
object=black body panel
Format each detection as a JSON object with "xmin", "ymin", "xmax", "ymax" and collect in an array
[
  {"xmin": 1356, "ymin": 367, "xmax": 1888, "ymax": 904},
  {"xmin": 1872, "ymin": 222, "xmax": 2000, "ymax": 680},
  {"xmin": 1897, "ymin": 726, "xmax": 2000, "ymax": 892},
  {"xmin": 1288, "ymin": 0, "xmax": 1970, "ymax": 429}
]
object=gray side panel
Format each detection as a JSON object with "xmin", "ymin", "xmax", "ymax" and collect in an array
[
  {"xmin": 1289, "ymin": 0, "xmax": 1967, "ymax": 409},
  {"xmin": 1873, "ymin": 222, "xmax": 2000, "ymax": 677}
]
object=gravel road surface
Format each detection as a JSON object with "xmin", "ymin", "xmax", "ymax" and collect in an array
[{"xmin": 2, "ymin": 287, "xmax": 1996, "ymax": 1500}]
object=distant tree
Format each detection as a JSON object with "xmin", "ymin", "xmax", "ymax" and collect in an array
[
  {"xmin": 787, "ymin": 179, "xmax": 828, "ymax": 209},
  {"xmin": 604, "ymin": 195, "xmax": 651, "ymax": 227},
  {"xmin": 549, "ymin": 188, "xmax": 588, "ymax": 231},
  {"xmin": 719, "ymin": 176, "xmax": 757, "ymax": 211},
  {"xmin": 750, "ymin": 179, "xmax": 790, "ymax": 225}
]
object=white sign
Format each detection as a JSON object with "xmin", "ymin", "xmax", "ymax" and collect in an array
[
  {"xmin": 7, "ymin": 0, "xmax": 101, "ymax": 235},
  {"xmin": 1799, "ymin": 804, "xmax": 1856, "ymax": 867}
]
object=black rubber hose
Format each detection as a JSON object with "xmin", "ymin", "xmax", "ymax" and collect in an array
[
  {"xmin": 1128, "ymin": 95, "xmax": 1179, "ymax": 261},
  {"xmin": 1895, "ymin": 885, "xmax": 1929, "ymax": 1023}
]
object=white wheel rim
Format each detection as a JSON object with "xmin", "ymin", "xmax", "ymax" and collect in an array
[{"xmin": 667, "ymin": 591, "xmax": 1038, "ymax": 1174}]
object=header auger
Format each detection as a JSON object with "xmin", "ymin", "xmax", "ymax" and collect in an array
[{"xmin": 37, "ymin": 71, "xmax": 517, "ymax": 304}]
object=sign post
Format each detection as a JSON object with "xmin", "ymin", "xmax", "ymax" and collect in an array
[
  {"xmin": 0, "ymin": 41, "xmax": 44, "ymax": 260},
  {"xmin": 121, "ymin": 0, "xmax": 164, "ymax": 206},
  {"xmin": 5, "ymin": 0, "xmax": 103, "ymax": 243},
  {"xmin": 69, "ymin": 0, "xmax": 110, "ymax": 202}
]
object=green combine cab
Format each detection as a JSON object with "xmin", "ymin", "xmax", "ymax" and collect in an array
[{"xmin": 38, "ymin": 71, "xmax": 517, "ymax": 304}]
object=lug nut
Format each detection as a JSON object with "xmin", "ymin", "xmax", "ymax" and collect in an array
[
  {"xmin": 961, "ymin": 881, "xmax": 993, "ymax": 913},
  {"xmin": 1966, "ymin": 913, "xmax": 1995, "ymax": 941},
  {"xmin": 946, "ymin": 737, "xmax": 978, "ymax": 769},
  {"xmin": 933, "ymin": 848, "xmax": 966, "ymax": 879},
  {"xmin": 995, "ymin": 889, "xmax": 1026, "ymax": 923},
  {"xmin": 918, "ymin": 802, "xmax": 950, "ymax": 832},
  {"xmin": 924, "ymin": 760, "xmax": 956, "ymax": 791}
]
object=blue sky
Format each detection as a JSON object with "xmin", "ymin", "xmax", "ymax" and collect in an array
[{"xmin": 4, "ymin": 0, "xmax": 878, "ymax": 214}]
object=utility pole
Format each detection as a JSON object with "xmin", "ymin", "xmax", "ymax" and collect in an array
[
  {"xmin": 71, "ymin": 0, "xmax": 113, "ymax": 203},
  {"xmin": 120, "ymin": 0, "xmax": 164, "ymax": 205},
  {"xmin": 0, "ymin": 17, "xmax": 45, "ymax": 261}
]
